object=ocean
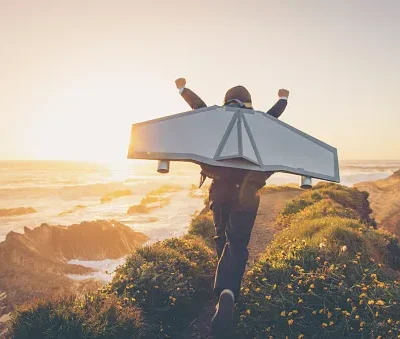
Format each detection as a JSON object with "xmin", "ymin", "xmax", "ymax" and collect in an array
[{"xmin": 1, "ymin": 159, "xmax": 399, "ymax": 281}]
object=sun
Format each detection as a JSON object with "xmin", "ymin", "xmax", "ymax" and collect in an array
[{"xmin": 28, "ymin": 77, "xmax": 149, "ymax": 162}]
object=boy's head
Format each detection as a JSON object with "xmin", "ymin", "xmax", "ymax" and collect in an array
[{"xmin": 224, "ymin": 86, "xmax": 253, "ymax": 109}]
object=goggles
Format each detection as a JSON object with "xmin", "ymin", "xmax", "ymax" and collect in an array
[{"xmin": 224, "ymin": 99, "xmax": 253, "ymax": 109}]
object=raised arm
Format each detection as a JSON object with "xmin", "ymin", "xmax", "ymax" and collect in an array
[
  {"xmin": 175, "ymin": 78, "xmax": 207, "ymax": 110},
  {"xmin": 265, "ymin": 88, "xmax": 289, "ymax": 119}
]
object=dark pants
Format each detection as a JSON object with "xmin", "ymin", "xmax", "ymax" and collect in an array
[{"xmin": 209, "ymin": 179, "xmax": 260, "ymax": 300}]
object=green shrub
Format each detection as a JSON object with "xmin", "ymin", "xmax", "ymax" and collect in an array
[
  {"xmin": 10, "ymin": 297, "xmax": 84, "ymax": 339},
  {"xmin": 277, "ymin": 184, "xmax": 376, "ymax": 228},
  {"xmin": 9, "ymin": 294, "xmax": 145, "ymax": 339},
  {"xmin": 238, "ymin": 245, "xmax": 400, "ymax": 338},
  {"xmin": 237, "ymin": 184, "xmax": 400, "ymax": 338},
  {"xmin": 289, "ymin": 199, "xmax": 359, "ymax": 225},
  {"xmin": 187, "ymin": 212, "xmax": 214, "ymax": 248},
  {"xmin": 107, "ymin": 237, "xmax": 216, "ymax": 337},
  {"xmin": 317, "ymin": 185, "xmax": 375, "ymax": 226},
  {"xmin": 259, "ymin": 183, "xmax": 302, "ymax": 194}
]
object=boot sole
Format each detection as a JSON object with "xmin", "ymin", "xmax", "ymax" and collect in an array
[{"xmin": 211, "ymin": 291, "xmax": 234, "ymax": 336}]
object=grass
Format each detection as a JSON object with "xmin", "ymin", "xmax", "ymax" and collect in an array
[
  {"xmin": 187, "ymin": 212, "xmax": 214, "ymax": 248},
  {"xmin": 10, "ymin": 236, "xmax": 216, "ymax": 338},
  {"xmin": 259, "ymin": 183, "xmax": 302, "ymax": 194},
  {"xmin": 9, "ymin": 295, "xmax": 146, "ymax": 339},
  {"xmin": 237, "ymin": 183, "xmax": 400, "ymax": 338},
  {"xmin": 10, "ymin": 183, "xmax": 400, "ymax": 338}
]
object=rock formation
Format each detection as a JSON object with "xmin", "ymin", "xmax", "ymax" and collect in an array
[
  {"xmin": 0, "ymin": 207, "xmax": 36, "ymax": 217},
  {"xmin": 0, "ymin": 220, "xmax": 149, "ymax": 317},
  {"xmin": 354, "ymin": 169, "xmax": 400, "ymax": 236}
]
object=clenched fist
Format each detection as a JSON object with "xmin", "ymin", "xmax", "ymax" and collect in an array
[
  {"xmin": 175, "ymin": 78, "xmax": 186, "ymax": 89},
  {"xmin": 278, "ymin": 88, "xmax": 289, "ymax": 98}
]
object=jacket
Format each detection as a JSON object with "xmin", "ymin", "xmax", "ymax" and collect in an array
[{"xmin": 179, "ymin": 87, "xmax": 288, "ymax": 188}]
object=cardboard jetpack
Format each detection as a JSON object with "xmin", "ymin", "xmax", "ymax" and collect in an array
[{"xmin": 127, "ymin": 105, "xmax": 340, "ymax": 188}]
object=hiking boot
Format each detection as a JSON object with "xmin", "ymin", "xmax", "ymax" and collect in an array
[{"xmin": 211, "ymin": 289, "xmax": 235, "ymax": 337}]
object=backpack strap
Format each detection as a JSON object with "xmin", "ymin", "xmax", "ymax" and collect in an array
[{"xmin": 199, "ymin": 172, "xmax": 207, "ymax": 188}]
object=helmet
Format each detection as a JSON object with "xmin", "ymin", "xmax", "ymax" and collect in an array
[{"xmin": 224, "ymin": 86, "xmax": 252, "ymax": 108}]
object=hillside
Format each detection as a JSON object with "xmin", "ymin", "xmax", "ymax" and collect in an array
[
  {"xmin": 7, "ymin": 183, "xmax": 400, "ymax": 338},
  {"xmin": 0, "ymin": 220, "xmax": 149, "ymax": 335},
  {"xmin": 354, "ymin": 169, "xmax": 400, "ymax": 236}
]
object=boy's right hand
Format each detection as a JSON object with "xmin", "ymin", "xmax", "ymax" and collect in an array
[
  {"xmin": 175, "ymin": 78, "xmax": 186, "ymax": 89},
  {"xmin": 278, "ymin": 88, "xmax": 289, "ymax": 98}
]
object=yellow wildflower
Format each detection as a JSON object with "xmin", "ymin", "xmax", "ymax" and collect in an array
[
  {"xmin": 281, "ymin": 311, "xmax": 286, "ymax": 317},
  {"xmin": 322, "ymin": 323, "xmax": 328, "ymax": 328},
  {"xmin": 288, "ymin": 319, "xmax": 294, "ymax": 326},
  {"xmin": 246, "ymin": 309, "xmax": 251, "ymax": 315}
]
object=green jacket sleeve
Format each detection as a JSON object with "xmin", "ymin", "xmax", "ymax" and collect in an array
[
  {"xmin": 180, "ymin": 88, "xmax": 207, "ymax": 110},
  {"xmin": 265, "ymin": 99, "xmax": 287, "ymax": 119}
]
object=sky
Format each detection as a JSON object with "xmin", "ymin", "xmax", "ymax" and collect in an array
[{"xmin": 0, "ymin": 0, "xmax": 399, "ymax": 161}]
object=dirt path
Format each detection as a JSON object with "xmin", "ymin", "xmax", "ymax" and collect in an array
[{"xmin": 184, "ymin": 190, "xmax": 302, "ymax": 339}]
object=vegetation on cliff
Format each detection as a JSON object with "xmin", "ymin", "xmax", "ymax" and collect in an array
[
  {"xmin": 237, "ymin": 183, "xmax": 400, "ymax": 338},
  {"xmin": 9, "ymin": 183, "xmax": 400, "ymax": 338},
  {"xmin": 0, "ymin": 220, "xmax": 148, "ymax": 323},
  {"xmin": 355, "ymin": 169, "xmax": 400, "ymax": 237},
  {"xmin": 10, "ymin": 236, "xmax": 216, "ymax": 338}
]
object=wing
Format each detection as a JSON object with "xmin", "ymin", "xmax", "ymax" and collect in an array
[
  {"xmin": 127, "ymin": 105, "xmax": 339, "ymax": 183},
  {"xmin": 128, "ymin": 105, "xmax": 237, "ymax": 161}
]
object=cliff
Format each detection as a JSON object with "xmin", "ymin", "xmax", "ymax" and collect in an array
[
  {"xmin": 354, "ymin": 169, "xmax": 400, "ymax": 236},
  {"xmin": 0, "ymin": 220, "xmax": 149, "ymax": 316}
]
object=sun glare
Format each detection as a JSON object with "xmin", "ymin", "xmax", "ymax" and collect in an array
[{"xmin": 28, "ymin": 75, "xmax": 152, "ymax": 162}]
